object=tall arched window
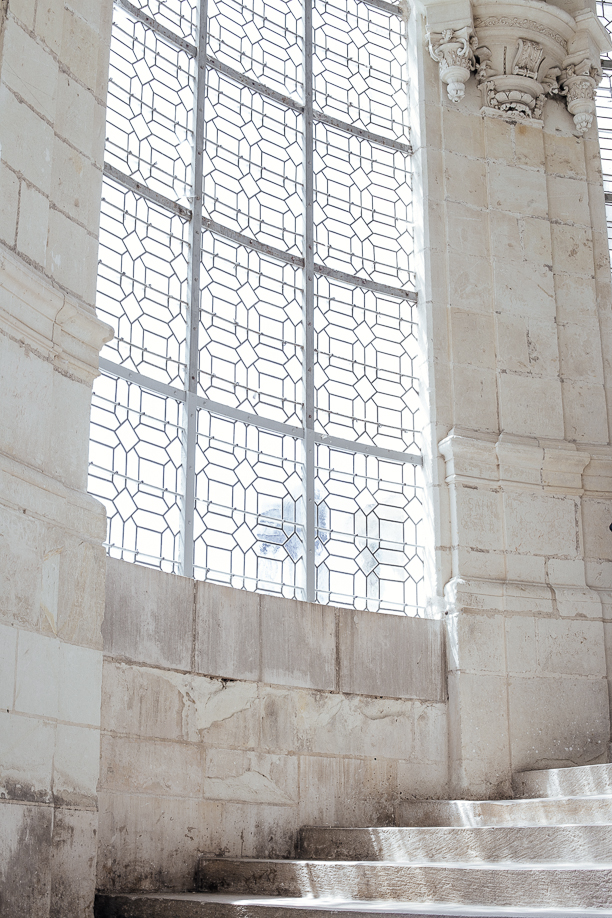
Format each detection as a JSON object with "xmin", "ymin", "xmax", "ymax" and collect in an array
[{"xmin": 88, "ymin": 0, "xmax": 425, "ymax": 614}]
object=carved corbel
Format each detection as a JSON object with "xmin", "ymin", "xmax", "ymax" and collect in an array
[
  {"xmin": 559, "ymin": 59, "xmax": 602, "ymax": 134},
  {"xmin": 428, "ymin": 27, "xmax": 477, "ymax": 102}
]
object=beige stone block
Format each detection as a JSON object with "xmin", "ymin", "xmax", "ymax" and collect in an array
[
  {"xmin": 503, "ymin": 581, "xmax": 555, "ymax": 616},
  {"xmin": 484, "ymin": 116, "xmax": 514, "ymax": 163},
  {"xmin": 493, "ymin": 260, "xmax": 555, "ymax": 317},
  {"xmin": 50, "ymin": 136, "xmax": 102, "ymax": 234},
  {"xmin": 0, "ymin": 505, "xmax": 44, "ymax": 631},
  {"xmin": 17, "ymin": 183, "xmax": 50, "ymax": 268},
  {"xmin": 489, "ymin": 163, "xmax": 548, "ymax": 218},
  {"xmin": 53, "ymin": 723, "xmax": 100, "ymax": 805},
  {"xmin": 554, "ymin": 272, "xmax": 598, "ymax": 321},
  {"xmin": 544, "ymin": 131, "xmax": 587, "ymax": 179},
  {"xmin": 547, "ymin": 558, "xmax": 586, "ymax": 587},
  {"xmin": 2, "ymin": 20, "xmax": 58, "ymax": 121},
  {"xmin": 195, "ymin": 580, "xmax": 259, "ymax": 681},
  {"xmin": 173, "ymin": 673, "xmax": 259, "ymax": 748},
  {"xmin": 101, "ymin": 660, "xmax": 185, "ymax": 741},
  {"xmin": 450, "ymin": 309, "xmax": 495, "ymax": 369},
  {"xmin": 586, "ymin": 560, "xmax": 612, "ymax": 590},
  {"xmin": 60, "ymin": 6, "xmax": 100, "ymax": 90},
  {"xmin": 444, "ymin": 153, "xmax": 487, "ymax": 208},
  {"xmin": 551, "ymin": 586, "xmax": 602, "ymax": 619},
  {"xmin": 413, "ymin": 701, "xmax": 448, "ymax": 764},
  {"xmin": 508, "ymin": 675, "xmax": 609, "ymax": 770},
  {"xmin": 204, "ymin": 748, "xmax": 297, "ymax": 806},
  {"xmin": 9, "ymin": 0, "xmax": 37, "ymax": 28},
  {"xmin": 0, "ymin": 334, "xmax": 53, "ymax": 472},
  {"xmin": 397, "ymin": 759, "xmax": 449, "ymax": 801},
  {"xmin": 513, "ymin": 121, "xmax": 545, "ymax": 168},
  {"xmin": 447, "ymin": 612, "xmax": 505, "ymax": 674},
  {"xmin": 0, "ymin": 711, "xmax": 55, "ymax": 801},
  {"xmin": 49, "ymin": 807, "xmax": 98, "ymax": 917},
  {"xmin": 261, "ymin": 595, "xmax": 335, "ymax": 691},
  {"xmin": 547, "ymin": 175, "xmax": 590, "ymax": 226},
  {"xmin": 551, "ymin": 223, "xmax": 595, "ymax": 276},
  {"xmin": 453, "ymin": 486, "xmax": 503, "ymax": 553},
  {"xmin": 561, "ymin": 379, "xmax": 609, "ymax": 444},
  {"xmin": 452, "ymin": 545, "xmax": 505, "ymax": 581},
  {"xmin": 47, "ymin": 210, "xmax": 98, "ymax": 305},
  {"xmin": 452, "ymin": 365, "xmax": 499, "ymax": 433},
  {"xmin": 298, "ymin": 754, "xmax": 397, "ymax": 827},
  {"xmin": 15, "ymin": 630, "xmax": 60, "ymax": 719},
  {"xmin": 199, "ymin": 799, "xmax": 299, "ymax": 860},
  {"xmin": 48, "ymin": 371, "xmax": 93, "ymax": 489},
  {"xmin": 521, "ymin": 217, "xmax": 552, "ymax": 265},
  {"xmin": 0, "ymin": 87, "xmax": 53, "ymax": 194},
  {"xmin": 448, "ymin": 671, "xmax": 511, "ymax": 798},
  {"xmin": 104, "ymin": 558, "xmax": 193, "ymax": 669},
  {"xmin": 100, "ymin": 734, "xmax": 203, "ymax": 797},
  {"xmin": 55, "ymin": 73, "xmax": 97, "ymax": 157},
  {"xmin": 505, "ymin": 616, "xmax": 537, "ymax": 675},
  {"xmin": 536, "ymin": 619, "xmax": 606, "ymax": 677},
  {"xmin": 0, "ymin": 623, "xmax": 17, "ymax": 711},
  {"xmin": 505, "ymin": 553, "xmax": 546, "ymax": 584},
  {"xmin": 35, "ymin": 0, "xmax": 63, "ymax": 54},
  {"xmin": 56, "ymin": 536, "xmax": 106, "ymax": 650},
  {"xmin": 496, "ymin": 315, "xmax": 559, "ymax": 376},
  {"xmin": 498, "ymin": 374, "xmax": 564, "ymax": 440},
  {"xmin": 442, "ymin": 108, "xmax": 485, "ymax": 159},
  {"xmin": 0, "ymin": 162, "xmax": 19, "ymax": 247},
  {"xmin": 582, "ymin": 497, "xmax": 612, "ymax": 561},
  {"xmin": 445, "ymin": 202, "xmax": 490, "ymax": 258},
  {"xmin": 0, "ymin": 801, "xmax": 53, "ymax": 914},
  {"xmin": 490, "ymin": 211, "xmax": 521, "ymax": 261},
  {"xmin": 558, "ymin": 319, "xmax": 604, "ymax": 382},
  {"xmin": 338, "ymin": 611, "xmax": 445, "ymax": 702},
  {"xmin": 504, "ymin": 491, "xmax": 577, "ymax": 557},
  {"xmin": 448, "ymin": 253, "xmax": 493, "ymax": 311},
  {"xmin": 57, "ymin": 642, "xmax": 102, "ymax": 726}
]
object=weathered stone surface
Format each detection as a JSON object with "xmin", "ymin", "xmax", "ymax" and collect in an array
[
  {"xmin": 195, "ymin": 581, "xmax": 259, "ymax": 681},
  {"xmin": 260, "ymin": 596, "xmax": 336, "ymax": 692}
]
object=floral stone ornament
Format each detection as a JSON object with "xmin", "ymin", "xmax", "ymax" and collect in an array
[{"xmin": 428, "ymin": 27, "xmax": 478, "ymax": 102}]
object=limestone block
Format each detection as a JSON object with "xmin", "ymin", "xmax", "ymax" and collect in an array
[
  {"xmin": 551, "ymin": 223, "xmax": 595, "ymax": 276},
  {"xmin": 17, "ymin": 183, "xmax": 50, "ymax": 269},
  {"xmin": 498, "ymin": 374, "xmax": 564, "ymax": 440},
  {"xmin": 204, "ymin": 748, "xmax": 297, "ymax": 806},
  {"xmin": 442, "ymin": 107, "xmax": 485, "ymax": 160},
  {"xmin": 259, "ymin": 686, "xmax": 299, "ymax": 754},
  {"xmin": 397, "ymin": 759, "xmax": 450, "ymax": 802},
  {"xmin": 544, "ymin": 131, "xmax": 587, "ymax": 179},
  {"xmin": 547, "ymin": 558, "xmax": 586, "ymax": 587},
  {"xmin": 446, "ymin": 203, "xmax": 491, "ymax": 259},
  {"xmin": 414, "ymin": 700, "xmax": 448, "ymax": 764},
  {"xmin": 0, "ymin": 711, "xmax": 55, "ymax": 802},
  {"xmin": 0, "ymin": 800, "xmax": 53, "ymax": 917},
  {"xmin": 582, "ymin": 497, "xmax": 612, "ymax": 561},
  {"xmin": 60, "ymin": 6, "xmax": 100, "ymax": 90},
  {"xmin": 50, "ymin": 136, "xmax": 103, "ymax": 234},
  {"xmin": 448, "ymin": 253, "xmax": 493, "ymax": 311},
  {"xmin": 9, "ymin": 0, "xmax": 37, "ymax": 28},
  {"xmin": 198, "ymin": 799, "xmax": 299, "ymax": 860},
  {"xmin": 496, "ymin": 315, "xmax": 559, "ymax": 376},
  {"xmin": 261, "ymin": 595, "xmax": 335, "ymax": 691},
  {"xmin": 504, "ymin": 492, "xmax": 577, "ymax": 557},
  {"xmin": 552, "ymin": 586, "xmax": 602, "ymax": 619},
  {"xmin": 444, "ymin": 153, "xmax": 487, "ymax": 208},
  {"xmin": 0, "ymin": 334, "xmax": 54, "ymax": 473},
  {"xmin": 561, "ymin": 379, "xmax": 609, "ymax": 444},
  {"xmin": 505, "ymin": 616, "xmax": 537, "ymax": 675},
  {"xmin": 490, "ymin": 211, "xmax": 521, "ymax": 261},
  {"xmin": 53, "ymin": 724, "xmax": 100, "ymax": 806},
  {"xmin": 0, "ymin": 86, "xmax": 53, "ymax": 195},
  {"xmin": 195, "ymin": 580, "xmax": 259, "ymax": 680},
  {"xmin": 57, "ymin": 642, "xmax": 102, "ymax": 726},
  {"xmin": 450, "ymin": 309, "xmax": 495, "ymax": 369},
  {"xmin": 298, "ymin": 754, "xmax": 397, "ymax": 827},
  {"xmin": 453, "ymin": 486, "xmax": 503, "ymax": 552},
  {"xmin": 489, "ymin": 163, "xmax": 548, "ymax": 218},
  {"xmin": 513, "ymin": 122, "xmax": 546, "ymax": 169},
  {"xmin": 484, "ymin": 116, "xmax": 514, "ymax": 164},
  {"xmin": 452, "ymin": 365, "xmax": 499, "ymax": 432},
  {"xmin": 55, "ymin": 535, "xmax": 106, "ymax": 650},
  {"xmin": 586, "ymin": 560, "xmax": 612, "ymax": 590},
  {"xmin": 452, "ymin": 545, "xmax": 505, "ymax": 581},
  {"xmin": 547, "ymin": 175, "xmax": 590, "ymax": 227},
  {"xmin": 0, "ymin": 622, "xmax": 17, "ymax": 710},
  {"xmin": 104, "ymin": 557, "xmax": 193, "ymax": 669},
  {"xmin": 338, "ymin": 611, "xmax": 445, "ymax": 701},
  {"xmin": 554, "ymin": 272, "xmax": 598, "ymax": 321},
  {"xmin": 536, "ymin": 619, "xmax": 606, "ymax": 677},
  {"xmin": 503, "ymin": 581, "xmax": 556, "ymax": 616},
  {"xmin": 558, "ymin": 319, "xmax": 604, "ymax": 382},
  {"xmin": 47, "ymin": 209, "xmax": 98, "ymax": 305},
  {"xmin": 100, "ymin": 734, "xmax": 203, "ymax": 798},
  {"xmin": 55, "ymin": 73, "xmax": 102, "ymax": 161},
  {"xmin": 15, "ymin": 630, "xmax": 59, "ymax": 719},
  {"xmin": 165, "ymin": 671, "xmax": 260, "ymax": 748},
  {"xmin": 2, "ymin": 20, "xmax": 58, "ymax": 122},
  {"xmin": 0, "ymin": 162, "xmax": 19, "ymax": 247},
  {"xmin": 49, "ymin": 807, "xmax": 98, "ymax": 917},
  {"xmin": 505, "ymin": 553, "xmax": 546, "ymax": 584},
  {"xmin": 446, "ymin": 612, "xmax": 505, "ymax": 675},
  {"xmin": 494, "ymin": 261, "xmax": 555, "ymax": 318},
  {"xmin": 508, "ymin": 675, "xmax": 609, "ymax": 770},
  {"xmin": 521, "ymin": 217, "xmax": 553, "ymax": 265}
]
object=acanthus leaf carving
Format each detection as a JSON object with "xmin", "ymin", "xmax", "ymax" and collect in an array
[{"xmin": 427, "ymin": 27, "xmax": 477, "ymax": 102}]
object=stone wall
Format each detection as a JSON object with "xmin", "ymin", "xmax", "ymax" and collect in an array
[{"xmin": 97, "ymin": 558, "xmax": 448, "ymax": 892}]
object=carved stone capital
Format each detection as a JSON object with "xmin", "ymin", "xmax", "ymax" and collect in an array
[
  {"xmin": 428, "ymin": 26, "xmax": 477, "ymax": 102},
  {"xmin": 559, "ymin": 58, "xmax": 602, "ymax": 133}
]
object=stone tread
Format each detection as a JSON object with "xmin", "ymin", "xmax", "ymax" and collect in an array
[
  {"xmin": 514, "ymin": 764, "xmax": 612, "ymax": 800},
  {"xmin": 396, "ymin": 795, "xmax": 612, "ymax": 827},
  {"xmin": 195, "ymin": 858, "xmax": 612, "ymax": 908},
  {"xmin": 297, "ymin": 824, "xmax": 612, "ymax": 863},
  {"xmin": 94, "ymin": 894, "xmax": 612, "ymax": 918}
]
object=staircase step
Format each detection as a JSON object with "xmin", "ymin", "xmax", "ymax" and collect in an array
[
  {"xmin": 298, "ymin": 824, "xmax": 612, "ymax": 863},
  {"xmin": 95, "ymin": 893, "xmax": 612, "ymax": 917},
  {"xmin": 195, "ymin": 858, "xmax": 612, "ymax": 908},
  {"xmin": 514, "ymin": 765, "xmax": 612, "ymax": 800},
  {"xmin": 396, "ymin": 796, "xmax": 612, "ymax": 827}
]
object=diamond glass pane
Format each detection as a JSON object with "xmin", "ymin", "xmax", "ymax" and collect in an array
[
  {"xmin": 208, "ymin": 0, "xmax": 304, "ymax": 99},
  {"xmin": 199, "ymin": 231, "xmax": 304, "ymax": 424},
  {"xmin": 89, "ymin": 372, "xmax": 184, "ymax": 572},
  {"xmin": 106, "ymin": 6, "xmax": 195, "ymax": 201},
  {"xmin": 97, "ymin": 178, "xmax": 190, "ymax": 387},
  {"xmin": 314, "ymin": 276, "xmax": 419, "ymax": 451},
  {"xmin": 203, "ymin": 69, "xmax": 304, "ymax": 253},
  {"xmin": 126, "ymin": 0, "xmax": 198, "ymax": 43},
  {"xmin": 315, "ymin": 445, "xmax": 424, "ymax": 615},
  {"xmin": 313, "ymin": 0, "xmax": 408, "ymax": 142},
  {"xmin": 194, "ymin": 412, "xmax": 306, "ymax": 597},
  {"xmin": 314, "ymin": 121, "xmax": 413, "ymax": 286}
]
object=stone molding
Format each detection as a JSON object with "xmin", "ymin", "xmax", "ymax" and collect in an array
[
  {"xmin": 422, "ymin": 0, "xmax": 611, "ymax": 132},
  {"xmin": 0, "ymin": 244, "xmax": 113, "ymax": 385}
]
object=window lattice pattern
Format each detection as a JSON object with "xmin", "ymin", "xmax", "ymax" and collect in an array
[
  {"xmin": 89, "ymin": 0, "xmax": 424, "ymax": 614},
  {"xmin": 598, "ymin": 1, "xmax": 612, "ymax": 247}
]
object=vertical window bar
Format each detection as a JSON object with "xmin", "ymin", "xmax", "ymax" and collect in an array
[
  {"xmin": 304, "ymin": 0, "xmax": 316, "ymax": 601},
  {"xmin": 183, "ymin": 0, "xmax": 208, "ymax": 578}
]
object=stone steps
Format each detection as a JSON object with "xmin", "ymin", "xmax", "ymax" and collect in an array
[
  {"xmin": 297, "ymin": 824, "xmax": 612, "ymax": 863},
  {"xmin": 513, "ymin": 764, "xmax": 612, "ymax": 800},
  {"xmin": 396, "ymin": 795, "xmax": 612, "ymax": 827}
]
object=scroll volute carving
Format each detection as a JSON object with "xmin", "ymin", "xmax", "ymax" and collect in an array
[{"xmin": 428, "ymin": 26, "xmax": 478, "ymax": 102}]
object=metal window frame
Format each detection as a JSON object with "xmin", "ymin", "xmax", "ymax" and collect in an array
[{"xmin": 97, "ymin": 0, "xmax": 422, "ymax": 605}]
